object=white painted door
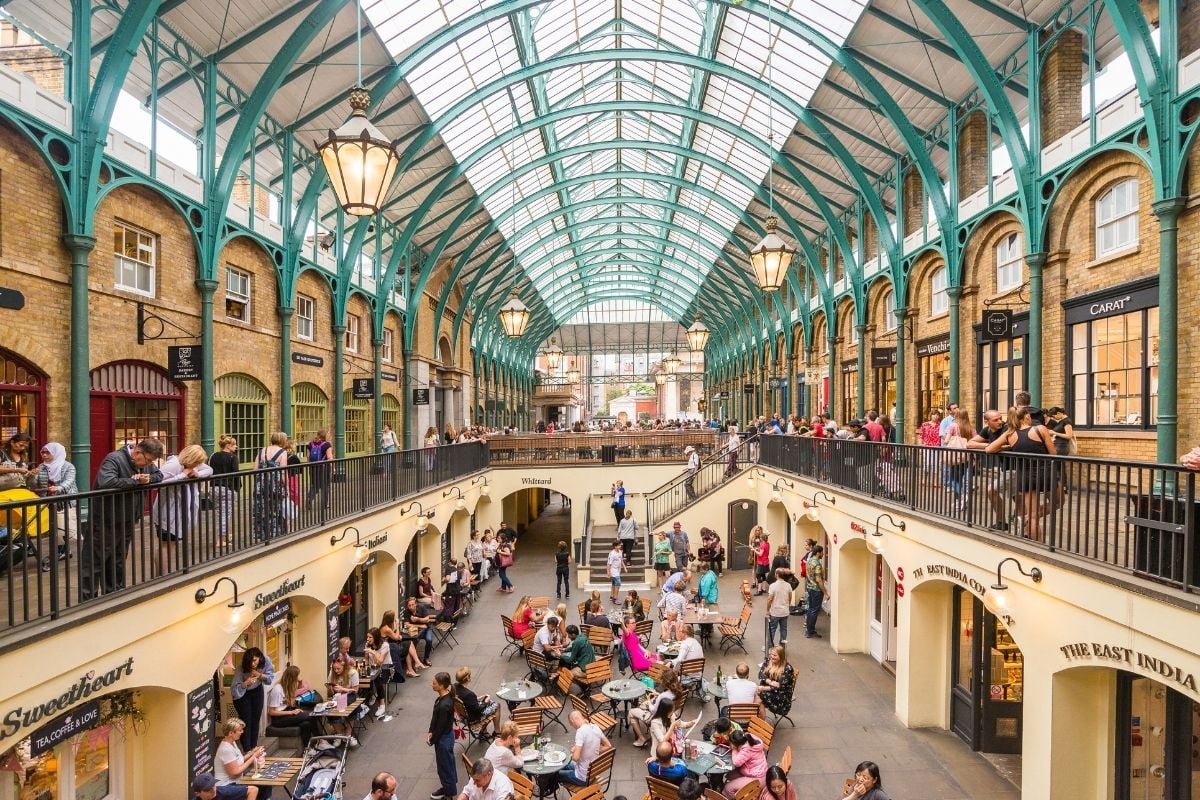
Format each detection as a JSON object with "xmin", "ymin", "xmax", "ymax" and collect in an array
[{"xmin": 868, "ymin": 555, "xmax": 884, "ymax": 662}]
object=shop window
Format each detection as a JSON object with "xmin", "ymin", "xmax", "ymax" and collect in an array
[
  {"xmin": 0, "ymin": 349, "xmax": 45, "ymax": 445},
  {"xmin": 382, "ymin": 393, "xmax": 399, "ymax": 435},
  {"xmin": 995, "ymin": 233, "xmax": 1023, "ymax": 292},
  {"xmin": 113, "ymin": 222, "xmax": 155, "ymax": 296},
  {"xmin": 1116, "ymin": 673, "xmax": 1197, "ymax": 799},
  {"xmin": 1069, "ymin": 307, "xmax": 1158, "ymax": 428},
  {"xmin": 296, "ymin": 294, "xmax": 315, "ymax": 341},
  {"xmin": 882, "ymin": 289, "xmax": 897, "ymax": 332},
  {"xmin": 930, "ymin": 267, "xmax": 948, "ymax": 316},
  {"xmin": 90, "ymin": 361, "xmax": 183, "ymax": 477},
  {"xmin": 1096, "ymin": 179, "xmax": 1139, "ymax": 257},
  {"xmin": 13, "ymin": 720, "xmax": 118, "ymax": 800},
  {"xmin": 343, "ymin": 389, "xmax": 369, "ymax": 456},
  {"xmin": 225, "ymin": 266, "xmax": 251, "ymax": 323},
  {"xmin": 291, "ymin": 382, "xmax": 328, "ymax": 445},
  {"xmin": 345, "ymin": 314, "xmax": 360, "ymax": 353},
  {"xmin": 382, "ymin": 328, "xmax": 394, "ymax": 362},
  {"xmin": 215, "ymin": 374, "xmax": 269, "ymax": 465}
]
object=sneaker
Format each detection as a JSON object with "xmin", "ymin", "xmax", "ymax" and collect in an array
[
  {"xmin": 381, "ymin": 715, "xmax": 393, "ymax": 722},
  {"xmin": 780, "ymin": 639, "xmax": 787, "ymax": 645},
  {"xmin": 349, "ymin": 736, "xmax": 359, "ymax": 747},
  {"xmin": 986, "ymin": 521, "xmax": 1009, "ymax": 532},
  {"xmin": 375, "ymin": 705, "xmax": 386, "ymax": 718},
  {"xmin": 432, "ymin": 791, "xmax": 447, "ymax": 799}
]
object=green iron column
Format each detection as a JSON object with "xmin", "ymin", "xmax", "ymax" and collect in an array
[
  {"xmin": 402, "ymin": 348, "xmax": 414, "ymax": 448},
  {"xmin": 372, "ymin": 337, "xmax": 384, "ymax": 451},
  {"xmin": 1024, "ymin": 252, "xmax": 1046, "ymax": 406},
  {"xmin": 64, "ymin": 234, "xmax": 95, "ymax": 471},
  {"xmin": 946, "ymin": 286, "xmax": 963, "ymax": 406},
  {"xmin": 1153, "ymin": 197, "xmax": 1187, "ymax": 464},
  {"xmin": 278, "ymin": 305, "xmax": 294, "ymax": 435},
  {"xmin": 894, "ymin": 309, "xmax": 910, "ymax": 442},
  {"xmin": 332, "ymin": 324, "xmax": 345, "ymax": 457},
  {"xmin": 827, "ymin": 332, "xmax": 838, "ymax": 422},
  {"xmin": 856, "ymin": 325, "xmax": 869, "ymax": 417},
  {"xmin": 196, "ymin": 278, "xmax": 218, "ymax": 452}
]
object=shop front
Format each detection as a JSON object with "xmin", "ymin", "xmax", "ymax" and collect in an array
[
  {"xmin": 916, "ymin": 336, "xmax": 950, "ymax": 429},
  {"xmin": 868, "ymin": 554, "xmax": 898, "ymax": 669},
  {"xmin": 0, "ymin": 348, "xmax": 45, "ymax": 447},
  {"xmin": 3, "ymin": 698, "xmax": 125, "ymax": 800},
  {"xmin": 951, "ymin": 587, "xmax": 1023, "ymax": 754},
  {"xmin": 974, "ymin": 313, "xmax": 1027, "ymax": 420},
  {"xmin": 88, "ymin": 361, "xmax": 184, "ymax": 481},
  {"xmin": 218, "ymin": 598, "xmax": 295, "ymax": 731},
  {"xmin": 840, "ymin": 362, "xmax": 858, "ymax": 420},
  {"xmin": 1115, "ymin": 671, "xmax": 1199, "ymax": 797},
  {"xmin": 871, "ymin": 348, "xmax": 896, "ymax": 418}
]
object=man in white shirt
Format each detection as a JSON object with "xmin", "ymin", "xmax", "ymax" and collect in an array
[
  {"xmin": 363, "ymin": 771, "xmax": 398, "ymax": 800},
  {"xmin": 674, "ymin": 624, "xmax": 704, "ymax": 665},
  {"xmin": 684, "ymin": 446, "xmax": 700, "ymax": 500},
  {"xmin": 534, "ymin": 616, "xmax": 564, "ymax": 658},
  {"xmin": 606, "ymin": 540, "xmax": 625, "ymax": 603},
  {"xmin": 724, "ymin": 663, "xmax": 760, "ymax": 706},
  {"xmin": 557, "ymin": 710, "xmax": 611, "ymax": 787},
  {"xmin": 766, "ymin": 568, "xmax": 792, "ymax": 647},
  {"xmin": 458, "ymin": 758, "xmax": 513, "ymax": 800}
]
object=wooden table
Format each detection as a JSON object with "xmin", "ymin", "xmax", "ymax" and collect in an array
[
  {"xmin": 309, "ymin": 698, "xmax": 363, "ymax": 719},
  {"xmin": 680, "ymin": 605, "xmax": 721, "ymax": 625},
  {"xmin": 237, "ymin": 757, "xmax": 304, "ymax": 796}
]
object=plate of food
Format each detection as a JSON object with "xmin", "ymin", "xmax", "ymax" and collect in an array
[{"xmin": 542, "ymin": 751, "xmax": 567, "ymax": 767}]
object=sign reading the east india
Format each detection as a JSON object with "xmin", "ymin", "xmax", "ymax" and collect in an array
[{"xmin": 1059, "ymin": 642, "xmax": 1197, "ymax": 693}]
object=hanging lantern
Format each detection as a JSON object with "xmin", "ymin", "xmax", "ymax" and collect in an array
[
  {"xmin": 498, "ymin": 290, "xmax": 530, "ymax": 338},
  {"xmin": 316, "ymin": 87, "xmax": 400, "ymax": 217},
  {"xmin": 750, "ymin": 216, "xmax": 794, "ymax": 291},
  {"xmin": 655, "ymin": 372, "xmax": 668, "ymax": 386},
  {"xmin": 686, "ymin": 316, "xmax": 710, "ymax": 352},
  {"xmin": 663, "ymin": 352, "xmax": 681, "ymax": 375},
  {"xmin": 543, "ymin": 338, "xmax": 563, "ymax": 371},
  {"xmin": 566, "ymin": 368, "xmax": 580, "ymax": 384}
]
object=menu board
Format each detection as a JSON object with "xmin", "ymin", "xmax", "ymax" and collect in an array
[
  {"xmin": 186, "ymin": 678, "xmax": 217, "ymax": 784},
  {"xmin": 326, "ymin": 601, "xmax": 340, "ymax": 668}
]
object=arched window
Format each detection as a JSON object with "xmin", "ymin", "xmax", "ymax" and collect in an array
[
  {"xmin": 883, "ymin": 288, "xmax": 897, "ymax": 331},
  {"xmin": 382, "ymin": 394, "xmax": 400, "ymax": 437},
  {"xmin": 1095, "ymin": 179, "xmax": 1139, "ymax": 256},
  {"xmin": 995, "ymin": 232, "xmax": 1023, "ymax": 292},
  {"xmin": 90, "ymin": 361, "xmax": 184, "ymax": 478},
  {"xmin": 931, "ymin": 267, "xmax": 948, "ymax": 316},
  {"xmin": 215, "ymin": 373, "xmax": 270, "ymax": 465},
  {"xmin": 343, "ymin": 389, "xmax": 370, "ymax": 456},
  {"xmin": 0, "ymin": 348, "xmax": 46, "ymax": 447},
  {"xmin": 290, "ymin": 383, "xmax": 328, "ymax": 445}
]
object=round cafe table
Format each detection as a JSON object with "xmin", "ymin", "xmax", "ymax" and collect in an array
[
  {"xmin": 496, "ymin": 679, "xmax": 544, "ymax": 712},
  {"xmin": 680, "ymin": 739, "xmax": 732, "ymax": 784},
  {"xmin": 601, "ymin": 678, "xmax": 647, "ymax": 737},
  {"xmin": 700, "ymin": 677, "xmax": 728, "ymax": 712},
  {"xmin": 522, "ymin": 742, "xmax": 571, "ymax": 799}
]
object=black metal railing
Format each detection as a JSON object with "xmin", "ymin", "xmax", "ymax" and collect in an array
[
  {"xmin": 0, "ymin": 442, "xmax": 489, "ymax": 632},
  {"xmin": 757, "ymin": 435, "xmax": 1198, "ymax": 593},
  {"xmin": 487, "ymin": 432, "xmax": 721, "ymax": 465},
  {"xmin": 645, "ymin": 437, "xmax": 755, "ymax": 530}
]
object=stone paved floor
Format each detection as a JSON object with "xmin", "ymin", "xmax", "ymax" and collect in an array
[{"xmin": 339, "ymin": 505, "xmax": 1020, "ymax": 800}]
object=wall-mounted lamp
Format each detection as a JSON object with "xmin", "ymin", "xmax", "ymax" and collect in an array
[
  {"xmin": 194, "ymin": 576, "xmax": 247, "ymax": 634},
  {"xmin": 401, "ymin": 501, "xmax": 435, "ymax": 530},
  {"xmin": 988, "ymin": 557, "xmax": 1043, "ymax": 610},
  {"xmin": 746, "ymin": 468, "xmax": 767, "ymax": 490},
  {"xmin": 802, "ymin": 490, "xmax": 836, "ymax": 521},
  {"xmin": 330, "ymin": 525, "xmax": 369, "ymax": 565},
  {"xmin": 770, "ymin": 478, "xmax": 794, "ymax": 504},
  {"xmin": 470, "ymin": 475, "xmax": 490, "ymax": 497},
  {"xmin": 873, "ymin": 512, "xmax": 906, "ymax": 538},
  {"xmin": 443, "ymin": 485, "xmax": 466, "ymax": 510}
]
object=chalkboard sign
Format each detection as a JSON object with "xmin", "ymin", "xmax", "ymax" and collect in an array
[
  {"xmin": 186, "ymin": 680, "xmax": 217, "ymax": 783},
  {"xmin": 326, "ymin": 601, "xmax": 340, "ymax": 668}
]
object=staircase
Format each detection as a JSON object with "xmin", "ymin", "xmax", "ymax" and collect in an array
[
  {"xmin": 581, "ymin": 495, "xmax": 652, "ymax": 591},
  {"xmin": 644, "ymin": 437, "xmax": 755, "ymax": 529}
]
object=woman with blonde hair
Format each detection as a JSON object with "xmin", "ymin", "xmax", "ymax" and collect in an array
[
  {"xmin": 424, "ymin": 426, "xmax": 439, "ymax": 471},
  {"xmin": 483, "ymin": 720, "xmax": 524, "ymax": 775},
  {"xmin": 214, "ymin": 717, "xmax": 267, "ymax": 798},
  {"xmin": 209, "ymin": 435, "xmax": 240, "ymax": 545},
  {"xmin": 153, "ymin": 444, "xmax": 213, "ymax": 576},
  {"xmin": 266, "ymin": 665, "xmax": 317, "ymax": 745},
  {"xmin": 757, "ymin": 646, "xmax": 796, "ymax": 719}
]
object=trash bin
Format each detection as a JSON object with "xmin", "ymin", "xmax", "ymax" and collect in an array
[
  {"xmin": 573, "ymin": 538, "xmax": 584, "ymax": 564},
  {"xmin": 601, "ymin": 444, "xmax": 616, "ymax": 463}
]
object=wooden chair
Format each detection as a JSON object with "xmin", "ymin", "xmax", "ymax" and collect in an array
[
  {"xmin": 635, "ymin": 618, "xmax": 654, "ymax": 648},
  {"xmin": 569, "ymin": 694, "xmax": 617, "ymax": 738},
  {"xmin": 454, "ymin": 696, "xmax": 498, "ymax": 752},
  {"xmin": 725, "ymin": 703, "xmax": 759, "ymax": 726},
  {"xmin": 704, "ymin": 790, "xmax": 724, "ymax": 800},
  {"xmin": 521, "ymin": 629, "xmax": 537, "ymax": 654},
  {"xmin": 778, "ymin": 744, "xmax": 793, "ymax": 774},
  {"xmin": 460, "ymin": 750, "xmax": 474, "ymax": 774},
  {"xmin": 433, "ymin": 609, "xmax": 462, "ymax": 650},
  {"xmin": 501, "ymin": 615, "xmax": 524, "ymax": 659},
  {"xmin": 645, "ymin": 661, "xmax": 667, "ymax": 686},
  {"xmin": 570, "ymin": 785, "xmax": 605, "ymax": 800},
  {"xmin": 585, "ymin": 748, "xmax": 616, "ymax": 793},
  {"xmin": 577, "ymin": 601, "xmax": 588, "ymax": 622},
  {"xmin": 732, "ymin": 780, "xmax": 761, "ymax": 800},
  {"xmin": 640, "ymin": 597, "xmax": 652, "ymax": 617},
  {"xmin": 529, "ymin": 596, "xmax": 551, "ymax": 610},
  {"xmin": 526, "ymin": 650, "xmax": 552, "ymax": 683},
  {"xmin": 677, "ymin": 657, "xmax": 705, "ymax": 696},
  {"xmin": 510, "ymin": 770, "xmax": 535, "ymax": 800},
  {"xmin": 645, "ymin": 776, "xmax": 681, "ymax": 800},
  {"xmin": 586, "ymin": 624, "xmax": 614, "ymax": 657},
  {"xmin": 747, "ymin": 716, "xmax": 775, "ymax": 750},
  {"xmin": 718, "ymin": 605, "xmax": 752, "ymax": 654},
  {"xmin": 767, "ymin": 679, "xmax": 797, "ymax": 727},
  {"xmin": 532, "ymin": 667, "xmax": 571, "ymax": 732},
  {"xmin": 576, "ymin": 660, "xmax": 613, "ymax": 708},
  {"xmin": 511, "ymin": 706, "xmax": 543, "ymax": 739}
]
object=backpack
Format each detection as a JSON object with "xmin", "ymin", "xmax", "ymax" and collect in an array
[{"xmin": 308, "ymin": 440, "xmax": 325, "ymax": 462}]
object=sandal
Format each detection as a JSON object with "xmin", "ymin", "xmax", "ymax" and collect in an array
[{"xmin": 406, "ymin": 671, "xmax": 419, "ymax": 678}]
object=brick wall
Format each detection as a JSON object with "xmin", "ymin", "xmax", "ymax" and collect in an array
[
  {"xmin": 903, "ymin": 251, "xmax": 951, "ymax": 436},
  {"xmin": 1181, "ymin": 0, "xmax": 1200, "ymax": 61},
  {"xmin": 902, "ymin": 169, "xmax": 924, "ymax": 236},
  {"xmin": 1039, "ymin": 29, "xmax": 1084, "ymax": 145},
  {"xmin": 957, "ymin": 110, "xmax": 990, "ymax": 199},
  {"xmin": 0, "ymin": 41, "xmax": 64, "ymax": 97},
  {"xmin": 231, "ymin": 175, "xmax": 272, "ymax": 220}
]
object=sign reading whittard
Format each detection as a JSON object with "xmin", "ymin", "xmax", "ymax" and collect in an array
[
  {"xmin": 253, "ymin": 575, "xmax": 306, "ymax": 610},
  {"xmin": 1, "ymin": 658, "xmax": 135, "ymax": 742},
  {"xmin": 1059, "ymin": 642, "xmax": 1197, "ymax": 693}
]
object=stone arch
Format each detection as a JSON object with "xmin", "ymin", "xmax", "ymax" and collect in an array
[
  {"xmin": 439, "ymin": 335, "xmax": 454, "ymax": 366},
  {"xmin": 960, "ymin": 209, "xmax": 1025, "ymax": 299},
  {"xmin": 865, "ymin": 274, "xmax": 897, "ymax": 337},
  {"xmin": 1045, "ymin": 148, "xmax": 1154, "ymax": 255}
]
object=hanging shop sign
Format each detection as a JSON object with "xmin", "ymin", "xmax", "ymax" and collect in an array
[
  {"xmin": 871, "ymin": 348, "xmax": 896, "ymax": 368},
  {"xmin": 168, "ymin": 345, "xmax": 202, "ymax": 381},
  {"xmin": 1063, "ymin": 276, "xmax": 1158, "ymax": 325},
  {"xmin": 412, "ymin": 388, "xmax": 430, "ymax": 406},
  {"xmin": 326, "ymin": 601, "xmax": 340, "ymax": 668},
  {"xmin": 0, "ymin": 286, "xmax": 25, "ymax": 310},
  {"xmin": 981, "ymin": 310, "xmax": 1013, "ymax": 342},
  {"xmin": 263, "ymin": 599, "xmax": 292, "ymax": 628},
  {"xmin": 1, "ymin": 658, "xmax": 135, "ymax": 743},
  {"xmin": 742, "ymin": 383, "xmax": 756, "ymax": 394},
  {"xmin": 252, "ymin": 575, "xmax": 306, "ymax": 610},
  {"xmin": 841, "ymin": 360, "xmax": 858, "ymax": 374},
  {"xmin": 186, "ymin": 680, "xmax": 217, "ymax": 783},
  {"xmin": 352, "ymin": 378, "xmax": 375, "ymax": 399},
  {"xmin": 29, "ymin": 700, "xmax": 100, "ymax": 756},
  {"xmin": 766, "ymin": 376, "xmax": 787, "ymax": 389},
  {"xmin": 916, "ymin": 336, "xmax": 950, "ymax": 358},
  {"xmin": 711, "ymin": 391, "xmax": 729, "ymax": 400},
  {"xmin": 363, "ymin": 552, "xmax": 379, "ymax": 569},
  {"xmin": 1058, "ymin": 642, "xmax": 1197, "ymax": 692},
  {"xmin": 973, "ymin": 312, "xmax": 1028, "ymax": 345},
  {"xmin": 381, "ymin": 370, "xmax": 399, "ymax": 383},
  {"xmin": 292, "ymin": 352, "xmax": 324, "ymax": 367}
]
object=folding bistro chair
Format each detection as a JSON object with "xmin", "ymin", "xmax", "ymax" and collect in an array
[
  {"xmin": 645, "ymin": 776, "xmax": 681, "ymax": 800},
  {"xmin": 747, "ymin": 716, "xmax": 775, "ymax": 750},
  {"xmin": 586, "ymin": 624, "xmax": 614, "ymax": 657},
  {"xmin": 531, "ymin": 667, "xmax": 571, "ymax": 732},
  {"xmin": 732, "ymin": 781, "xmax": 761, "ymax": 800},
  {"xmin": 501, "ymin": 615, "xmax": 523, "ymax": 659},
  {"xmin": 725, "ymin": 703, "xmax": 760, "ymax": 726},
  {"xmin": 584, "ymin": 748, "xmax": 616, "ymax": 793},
  {"xmin": 677, "ymin": 657, "xmax": 705, "ymax": 697},
  {"xmin": 526, "ymin": 650, "xmax": 552, "ymax": 684},
  {"xmin": 510, "ymin": 771, "xmax": 535, "ymax": 800},
  {"xmin": 778, "ymin": 744, "xmax": 793, "ymax": 774},
  {"xmin": 569, "ymin": 694, "xmax": 617, "ymax": 739},
  {"xmin": 511, "ymin": 706, "xmax": 543, "ymax": 740},
  {"xmin": 718, "ymin": 605, "xmax": 752, "ymax": 655},
  {"xmin": 454, "ymin": 696, "xmax": 498, "ymax": 752},
  {"xmin": 433, "ymin": 609, "xmax": 462, "ymax": 650}
]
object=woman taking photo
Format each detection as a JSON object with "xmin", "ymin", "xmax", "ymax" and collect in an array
[
  {"xmin": 757, "ymin": 646, "xmax": 796, "ymax": 720},
  {"xmin": 266, "ymin": 665, "xmax": 318, "ymax": 746},
  {"xmin": 231, "ymin": 647, "xmax": 274, "ymax": 751},
  {"xmin": 839, "ymin": 761, "xmax": 889, "ymax": 800},
  {"xmin": 611, "ymin": 479, "xmax": 626, "ymax": 524},
  {"xmin": 721, "ymin": 729, "xmax": 767, "ymax": 799},
  {"xmin": 646, "ymin": 697, "xmax": 698, "ymax": 753}
]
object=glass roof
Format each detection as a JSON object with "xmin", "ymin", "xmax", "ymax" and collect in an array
[{"xmin": 363, "ymin": 0, "xmax": 868, "ymax": 323}]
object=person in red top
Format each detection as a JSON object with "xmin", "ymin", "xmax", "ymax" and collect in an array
[
  {"xmin": 751, "ymin": 527, "xmax": 771, "ymax": 593},
  {"xmin": 863, "ymin": 411, "xmax": 885, "ymax": 443}
]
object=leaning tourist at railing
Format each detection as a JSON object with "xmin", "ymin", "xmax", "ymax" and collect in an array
[
  {"xmin": 942, "ymin": 409, "xmax": 975, "ymax": 510},
  {"xmin": 965, "ymin": 410, "xmax": 1010, "ymax": 529},
  {"xmin": 250, "ymin": 432, "xmax": 289, "ymax": 542},
  {"xmin": 80, "ymin": 437, "xmax": 164, "ymax": 601},
  {"xmin": 30, "ymin": 441, "xmax": 77, "ymax": 571},
  {"xmin": 984, "ymin": 407, "xmax": 1055, "ymax": 542},
  {"xmin": 424, "ymin": 426, "xmax": 440, "ymax": 471},
  {"xmin": 1183, "ymin": 447, "xmax": 1200, "ymax": 471},
  {"xmin": 152, "ymin": 444, "xmax": 213, "ymax": 577}
]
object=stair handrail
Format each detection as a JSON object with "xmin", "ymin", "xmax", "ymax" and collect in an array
[
  {"xmin": 582, "ymin": 493, "xmax": 592, "ymax": 574},
  {"xmin": 645, "ymin": 437, "xmax": 754, "ymax": 528},
  {"xmin": 645, "ymin": 439, "xmax": 738, "ymax": 502}
]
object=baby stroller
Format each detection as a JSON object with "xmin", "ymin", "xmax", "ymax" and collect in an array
[
  {"xmin": 0, "ymin": 487, "xmax": 50, "ymax": 574},
  {"xmin": 293, "ymin": 734, "xmax": 350, "ymax": 800}
]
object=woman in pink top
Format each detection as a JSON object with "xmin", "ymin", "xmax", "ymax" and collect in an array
[
  {"xmin": 722, "ymin": 729, "xmax": 768, "ymax": 798},
  {"xmin": 621, "ymin": 616, "xmax": 659, "ymax": 672}
]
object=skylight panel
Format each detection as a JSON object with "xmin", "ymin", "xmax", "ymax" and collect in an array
[{"xmin": 624, "ymin": 0, "xmax": 704, "ymax": 53}]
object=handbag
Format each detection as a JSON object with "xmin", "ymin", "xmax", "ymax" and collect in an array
[
  {"xmin": 0, "ymin": 471, "xmax": 26, "ymax": 491},
  {"xmin": 498, "ymin": 551, "xmax": 514, "ymax": 568}
]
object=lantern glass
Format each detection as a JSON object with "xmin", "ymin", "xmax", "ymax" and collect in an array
[
  {"xmin": 663, "ymin": 353, "xmax": 681, "ymax": 374},
  {"xmin": 566, "ymin": 369, "xmax": 581, "ymax": 384},
  {"xmin": 750, "ymin": 216, "xmax": 795, "ymax": 292},
  {"xmin": 544, "ymin": 340, "xmax": 563, "ymax": 370},
  {"xmin": 686, "ymin": 317, "xmax": 710, "ymax": 352},
  {"xmin": 316, "ymin": 87, "xmax": 399, "ymax": 217},
  {"xmin": 655, "ymin": 372, "xmax": 667, "ymax": 386},
  {"xmin": 499, "ymin": 292, "xmax": 530, "ymax": 338}
]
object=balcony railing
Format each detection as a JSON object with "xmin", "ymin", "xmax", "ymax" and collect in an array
[
  {"xmin": 645, "ymin": 438, "xmax": 754, "ymax": 529},
  {"xmin": 0, "ymin": 443, "xmax": 488, "ymax": 633},
  {"xmin": 487, "ymin": 432, "xmax": 721, "ymax": 465},
  {"xmin": 757, "ymin": 435, "xmax": 1198, "ymax": 594}
]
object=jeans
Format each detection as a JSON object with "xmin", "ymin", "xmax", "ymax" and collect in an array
[
  {"xmin": 613, "ymin": 504, "xmax": 624, "ymax": 524},
  {"xmin": 79, "ymin": 521, "xmax": 134, "ymax": 600},
  {"xmin": 621, "ymin": 538, "xmax": 635, "ymax": 562},
  {"xmin": 211, "ymin": 486, "xmax": 237, "ymax": 538},
  {"xmin": 805, "ymin": 587, "xmax": 824, "ymax": 635},
  {"xmin": 556, "ymin": 568, "xmax": 570, "ymax": 597},
  {"xmin": 767, "ymin": 614, "xmax": 788, "ymax": 647},
  {"xmin": 685, "ymin": 473, "xmax": 697, "ymax": 499},
  {"xmin": 556, "ymin": 762, "xmax": 586, "ymax": 787},
  {"xmin": 433, "ymin": 730, "xmax": 457, "ymax": 797},
  {"xmin": 418, "ymin": 626, "xmax": 434, "ymax": 660},
  {"xmin": 232, "ymin": 684, "xmax": 265, "ymax": 750},
  {"xmin": 499, "ymin": 565, "xmax": 513, "ymax": 590}
]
